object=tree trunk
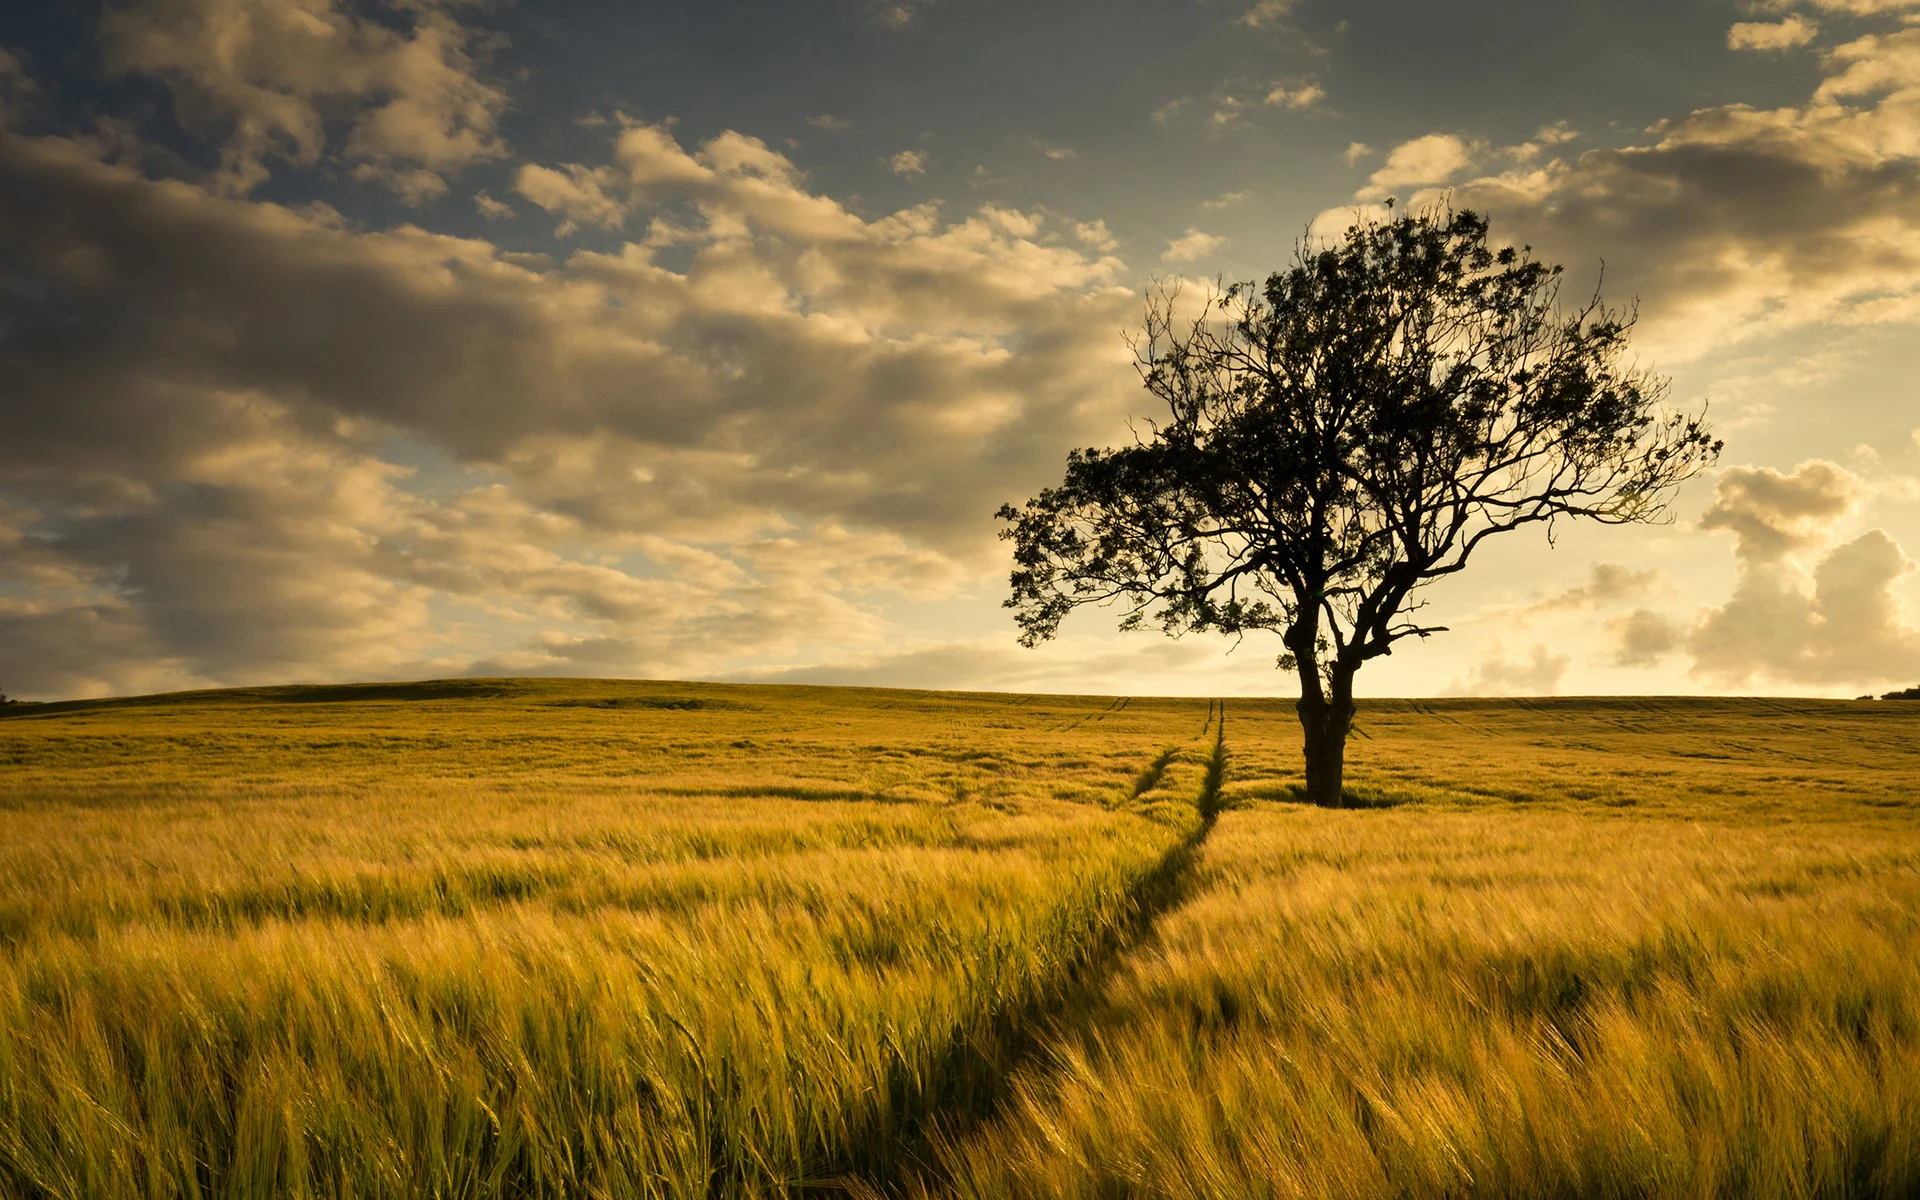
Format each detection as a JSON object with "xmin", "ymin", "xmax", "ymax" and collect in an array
[{"xmin": 1297, "ymin": 676, "xmax": 1355, "ymax": 807}]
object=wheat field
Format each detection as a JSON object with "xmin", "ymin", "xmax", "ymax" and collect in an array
[{"xmin": 1, "ymin": 682, "xmax": 1916, "ymax": 1198}]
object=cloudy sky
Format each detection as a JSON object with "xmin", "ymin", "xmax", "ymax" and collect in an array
[{"xmin": 2, "ymin": 0, "xmax": 1918, "ymax": 701}]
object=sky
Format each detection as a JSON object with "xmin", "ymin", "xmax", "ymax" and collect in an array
[{"xmin": 1, "ymin": 0, "xmax": 1918, "ymax": 702}]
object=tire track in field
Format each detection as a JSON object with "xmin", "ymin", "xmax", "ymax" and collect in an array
[
  {"xmin": 1049, "ymin": 694, "xmax": 1128, "ymax": 733},
  {"xmin": 814, "ymin": 708, "xmax": 1229, "ymax": 1197}
]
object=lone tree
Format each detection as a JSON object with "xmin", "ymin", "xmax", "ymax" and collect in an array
[{"xmin": 998, "ymin": 207, "xmax": 1719, "ymax": 806}]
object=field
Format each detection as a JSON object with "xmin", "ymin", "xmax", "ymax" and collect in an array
[{"xmin": 1, "ymin": 683, "xmax": 1917, "ymax": 1198}]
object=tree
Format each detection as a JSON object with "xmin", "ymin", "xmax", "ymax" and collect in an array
[{"xmin": 998, "ymin": 207, "xmax": 1719, "ymax": 807}]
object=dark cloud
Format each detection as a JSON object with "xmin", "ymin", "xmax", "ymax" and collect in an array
[
  {"xmin": 99, "ymin": 0, "xmax": 509, "ymax": 199},
  {"xmin": 1326, "ymin": 24, "xmax": 1920, "ymax": 361},
  {"xmin": 1532, "ymin": 562, "xmax": 1663, "ymax": 613},
  {"xmin": 1606, "ymin": 608, "xmax": 1684, "ymax": 667},
  {"xmin": 0, "ymin": 80, "xmax": 1135, "ymax": 695}
]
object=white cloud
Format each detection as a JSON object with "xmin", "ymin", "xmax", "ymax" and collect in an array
[
  {"xmin": 99, "ymin": 0, "xmax": 508, "ymax": 199},
  {"xmin": 1689, "ymin": 527, "xmax": 1920, "ymax": 686},
  {"xmin": 1816, "ymin": 25, "xmax": 1920, "ymax": 100},
  {"xmin": 1594, "ymin": 462, "xmax": 1920, "ymax": 687},
  {"xmin": 1629, "ymin": 461, "xmax": 1920, "ymax": 687},
  {"xmin": 1208, "ymin": 96, "xmax": 1246, "ymax": 128},
  {"xmin": 1507, "ymin": 121, "xmax": 1578, "ymax": 162},
  {"xmin": 890, "ymin": 148, "xmax": 927, "ymax": 176},
  {"xmin": 1343, "ymin": 141, "xmax": 1373, "ymax": 166},
  {"xmin": 473, "ymin": 190, "xmax": 514, "ymax": 221},
  {"xmin": 867, "ymin": 1, "xmax": 930, "ymax": 30},
  {"xmin": 1264, "ymin": 82, "xmax": 1324, "ymax": 110},
  {"xmin": 1729, "ymin": 16, "xmax": 1820, "ymax": 51},
  {"xmin": 806, "ymin": 114, "xmax": 851, "ymax": 132},
  {"xmin": 1237, "ymin": 0, "xmax": 1292, "ymax": 29},
  {"xmin": 1072, "ymin": 219, "xmax": 1119, "ymax": 251},
  {"xmin": 1357, "ymin": 133, "xmax": 1478, "ymax": 201},
  {"xmin": 1775, "ymin": 0, "xmax": 1920, "ymax": 13},
  {"xmin": 1202, "ymin": 189, "xmax": 1252, "ymax": 209},
  {"xmin": 514, "ymin": 162, "xmax": 628, "ymax": 232},
  {"xmin": 1161, "ymin": 226, "xmax": 1226, "ymax": 263}
]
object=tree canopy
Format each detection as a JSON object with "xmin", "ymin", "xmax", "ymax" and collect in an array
[{"xmin": 999, "ymin": 207, "xmax": 1720, "ymax": 805}]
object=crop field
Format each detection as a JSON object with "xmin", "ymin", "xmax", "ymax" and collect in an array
[{"xmin": 1, "ymin": 682, "xmax": 1917, "ymax": 1198}]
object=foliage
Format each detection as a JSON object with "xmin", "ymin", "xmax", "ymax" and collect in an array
[{"xmin": 999, "ymin": 207, "xmax": 1720, "ymax": 803}]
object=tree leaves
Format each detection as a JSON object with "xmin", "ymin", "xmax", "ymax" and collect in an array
[{"xmin": 1000, "ymin": 206, "xmax": 1720, "ymax": 703}]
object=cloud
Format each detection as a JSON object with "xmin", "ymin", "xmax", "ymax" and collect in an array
[
  {"xmin": 1689, "ymin": 528, "xmax": 1920, "ymax": 685},
  {"xmin": 1533, "ymin": 562, "xmax": 1663, "ymax": 612},
  {"xmin": 473, "ymin": 190, "xmax": 514, "ymax": 221},
  {"xmin": 1673, "ymin": 461, "xmax": 1920, "ymax": 686},
  {"xmin": 514, "ymin": 162, "xmax": 628, "ymax": 232},
  {"xmin": 1237, "ymin": 0, "xmax": 1292, "ymax": 29},
  {"xmin": 1816, "ymin": 25, "xmax": 1920, "ymax": 100},
  {"xmin": 1356, "ymin": 133, "xmax": 1478, "ymax": 200},
  {"xmin": 0, "ymin": 117, "xmax": 1137, "ymax": 696},
  {"xmin": 1160, "ymin": 79, "xmax": 1315, "ymax": 131},
  {"xmin": 1443, "ymin": 643, "xmax": 1571, "ymax": 696},
  {"xmin": 1208, "ymin": 96, "xmax": 1247, "ymax": 129},
  {"xmin": 806, "ymin": 114, "xmax": 851, "ymax": 132},
  {"xmin": 1607, "ymin": 609, "xmax": 1685, "ymax": 667},
  {"xmin": 1594, "ymin": 462, "xmax": 1920, "ymax": 687},
  {"xmin": 1161, "ymin": 226, "xmax": 1226, "ymax": 262},
  {"xmin": 1343, "ymin": 141, "xmax": 1373, "ymax": 166},
  {"xmin": 1264, "ymin": 82, "xmax": 1324, "ymax": 110},
  {"xmin": 1507, "ymin": 121, "xmax": 1578, "ymax": 163},
  {"xmin": 890, "ymin": 148, "xmax": 927, "ymax": 176},
  {"xmin": 0, "ymin": 45, "xmax": 38, "ymax": 125},
  {"xmin": 1150, "ymin": 97, "xmax": 1191, "ymax": 127},
  {"xmin": 1435, "ymin": 23, "xmax": 1920, "ymax": 360},
  {"xmin": 1729, "ymin": 16, "xmax": 1820, "ymax": 51},
  {"xmin": 725, "ymin": 632, "xmax": 1235, "ymax": 695},
  {"xmin": 1202, "ymin": 189, "xmax": 1251, "ymax": 209},
  {"xmin": 1072, "ymin": 219, "xmax": 1119, "ymax": 251},
  {"xmin": 1778, "ymin": 0, "xmax": 1920, "ymax": 13},
  {"xmin": 99, "ymin": 0, "xmax": 508, "ymax": 199},
  {"xmin": 1035, "ymin": 141, "xmax": 1076, "ymax": 160},
  {"xmin": 865, "ymin": 1, "xmax": 932, "ymax": 30},
  {"xmin": 1698, "ymin": 460, "xmax": 1862, "ymax": 563}
]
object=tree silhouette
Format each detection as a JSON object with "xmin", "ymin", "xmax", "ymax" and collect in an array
[{"xmin": 999, "ymin": 208, "xmax": 1719, "ymax": 806}]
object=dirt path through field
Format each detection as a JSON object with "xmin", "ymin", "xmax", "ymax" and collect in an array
[{"xmin": 824, "ymin": 713, "xmax": 1230, "ymax": 1197}]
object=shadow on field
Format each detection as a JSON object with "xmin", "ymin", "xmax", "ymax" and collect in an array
[
  {"xmin": 545, "ymin": 696, "xmax": 744, "ymax": 711},
  {"xmin": 0, "ymin": 679, "xmax": 525, "ymax": 717},
  {"xmin": 814, "ymin": 723, "xmax": 1229, "ymax": 1198}
]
